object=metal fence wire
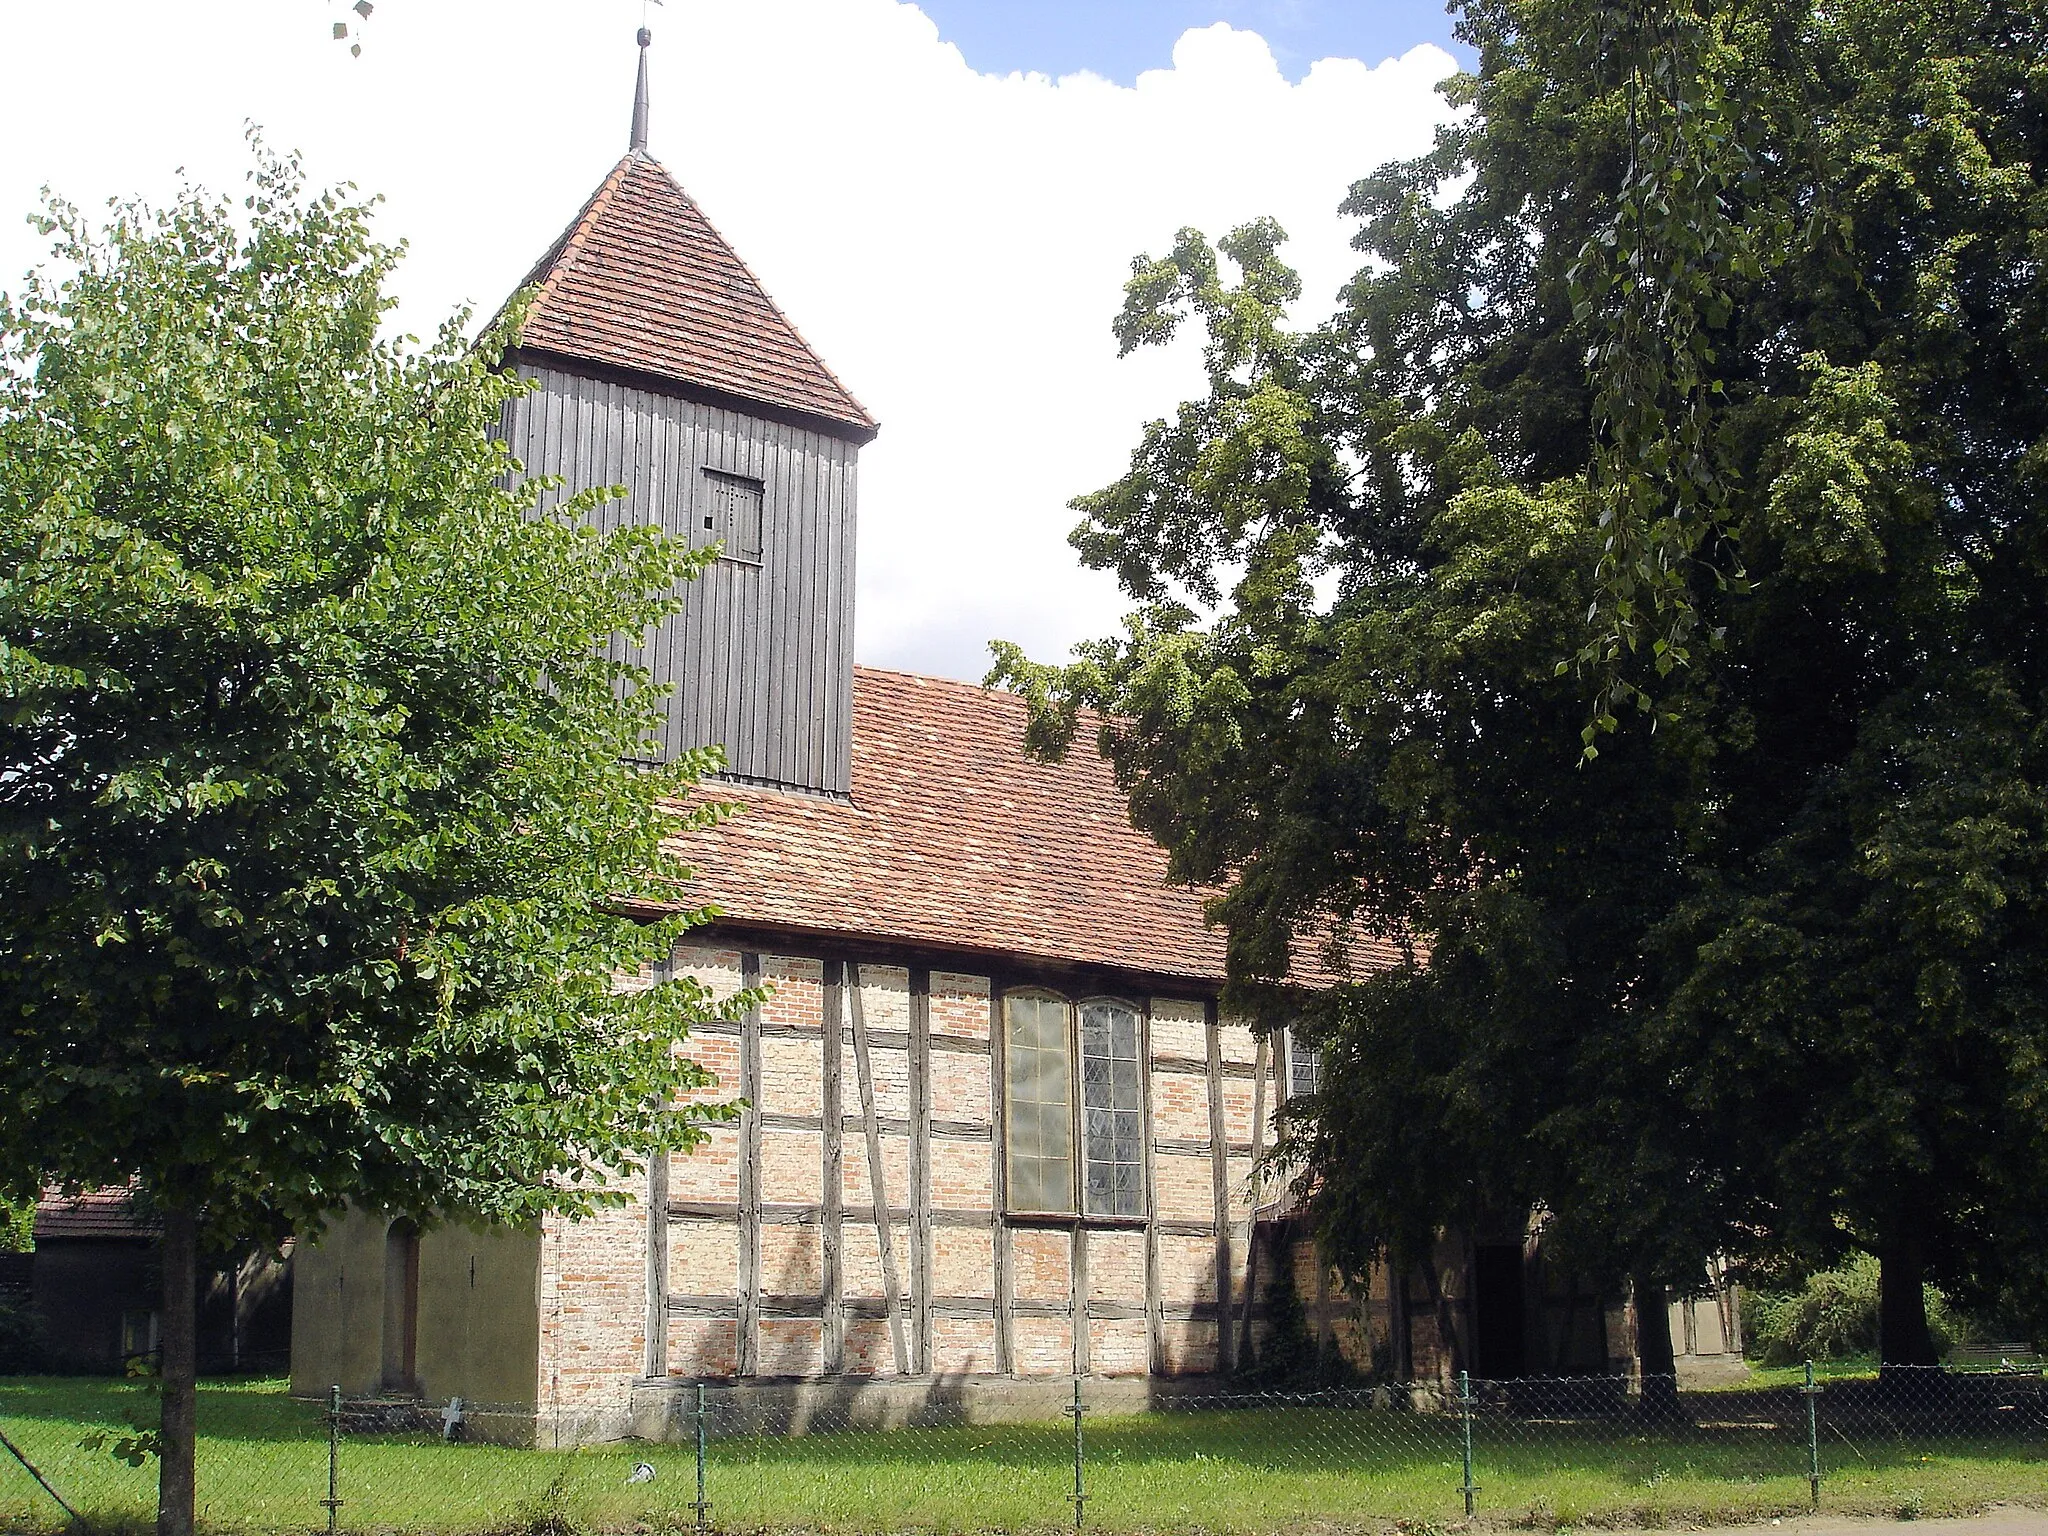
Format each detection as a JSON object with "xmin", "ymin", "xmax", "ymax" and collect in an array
[{"xmin": 3, "ymin": 1365, "xmax": 2047, "ymax": 1533}]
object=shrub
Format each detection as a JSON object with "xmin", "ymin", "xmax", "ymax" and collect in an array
[
  {"xmin": 1745, "ymin": 1254, "xmax": 1974, "ymax": 1364},
  {"xmin": 0, "ymin": 1292, "xmax": 45, "ymax": 1373}
]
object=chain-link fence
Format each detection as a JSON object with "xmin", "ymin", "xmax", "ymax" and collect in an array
[{"xmin": 4, "ymin": 1366, "xmax": 2046, "ymax": 1533}]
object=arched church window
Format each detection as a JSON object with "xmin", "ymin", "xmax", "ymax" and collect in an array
[
  {"xmin": 1001, "ymin": 992, "xmax": 1147, "ymax": 1218},
  {"xmin": 1079, "ymin": 1000, "xmax": 1144, "ymax": 1218},
  {"xmin": 1002, "ymin": 991, "xmax": 1073, "ymax": 1214}
]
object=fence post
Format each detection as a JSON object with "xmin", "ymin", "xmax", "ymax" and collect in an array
[
  {"xmin": 1068, "ymin": 1376, "xmax": 1087, "ymax": 1531},
  {"xmin": 1458, "ymin": 1370, "xmax": 1479, "ymax": 1517},
  {"xmin": 323, "ymin": 1384, "xmax": 342, "ymax": 1536},
  {"xmin": 1802, "ymin": 1360, "xmax": 1822, "ymax": 1508},
  {"xmin": 692, "ymin": 1381, "xmax": 711, "ymax": 1536},
  {"xmin": 0, "ymin": 1421, "xmax": 90, "ymax": 1532}
]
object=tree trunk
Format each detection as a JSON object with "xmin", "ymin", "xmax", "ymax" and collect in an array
[
  {"xmin": 1879, "ymin": 1236, "xmax": 1940, "ymax": 1373},
  {"xmin": 1632, "ymin": 1270, "xmax": 1681, "ymax": 1421},
  {"xmin": 1420, "ymin": 1253, "xmax": 1464, "ymax": 1381},
  {"xmin": 158, "ymin": 1206, "xmax": 198, "ymax": 1536},
  {"xmin": 1388, "ymin": 1248, "xmax": 1414, "ymax": 1383}
]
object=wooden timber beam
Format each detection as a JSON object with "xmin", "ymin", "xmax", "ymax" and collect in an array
[
  {"xmin": 1236, "ymin": 1034, "xmax": 1270, "ymax": 1367},
  {"xmin": 847, "ymin": 964, "xmax": 911, "ymax": 1374},
  {"xmin": 1141, "ymin": 998, "xmax": 1163, "ymax": 1375},
  {"xmin": 1205, "ymin": 999, "xmax": 1234, "ymax": 1372},
  {"xmin": 989, "ymin": 979, "xmax": 1015, "ymax": 1374},
  {"xmin": 737, "ymin": 952, "xmax": 764, "ymax": 1376},
  {"xmin": 908, "ymin": 967, "xmax": 934, "ymax": 1374},
  {"xmin": 822, "ymin": 962, "xmax": 845, "ymax": 1372}
]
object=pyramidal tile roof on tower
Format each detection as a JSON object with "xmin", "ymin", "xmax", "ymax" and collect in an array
[{"xmin": 508, "ymin": 152, "xmax": 878, "ymax": 441}]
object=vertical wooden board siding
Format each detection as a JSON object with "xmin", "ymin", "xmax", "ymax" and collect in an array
[
  {"xmin": 739, "ymin": 418, "xmax": 771, "ymax": 775},
  {"xmin": 822, "ymin": 435, "xmax": 846, "ymax": 791},
  {"xmin": 539, "ymin": 376, "xmax": 561, "ymax": 477},
  {"xmin": 808, "ymin": 437, "xmax": 830, "ymax": 788},
  {"xmin": 797, "ymin": 424, "xmax": 824, "ymax": 788},
  {"xmin": 496, "ymin": 364, "xmax": 857, "ymax": 794},
  {"xmin": 760, "ymin": 418, "xmax": 788, "ymax": 780},
  {"xmin": 603, "ymin": 377, "xmax": 626, "ymax": 544},
  {"xmin": 988, "ymin": 983, "xmax": 1014, "ymax": 1375},
  {"xmin": 831, "ymin": 439, "xmax": 856, "ymax": 793},
  {"xmin": 821, "ymin": 963, "xmax": 845, "ymax": 1373},
  {"xmin": 651, "ymin": 405, "xmax": 685, "ymax": 759},
  {"xmin": 1205, "ymin": 999, "xmax": 1234, "ymax": 1372},
  {"xmin": 765, "ymin": 403, "xmax": 794, "ymax": 782},
  {"xmin": 908, "ymin": 969, "xmax": 934, "ymax": 1375},
  {"xmin": 847, "ymin": 966, "xmax": 911, "ymax": 1374},
  {"xmin": 684, "ymin": 405, "xmax": 715, "ymax": 760},
  {"xmin": 1140, "ymin": 999, "xmax": 1163, "ymax": 1374},
  {"xmin": 737, "ymin": 953, "xmax": 764, "ymax": 1376},
  {"xmin": 812, "ymin": 426, "xmax": 834, "ymax": 789},
  {"xmin": 763, "ymin": 410, "xmax": 790, "ymax": 780},
  {"xmin": 618, "ymin": 393, "xmax": 648, "ymax": 741},
  {"xmin": 781, "ymin": 416, "xmax": 810, "ymax": 784}
]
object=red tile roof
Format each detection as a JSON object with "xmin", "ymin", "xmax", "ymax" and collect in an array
[
  {"xmin": 510, "ymin": 153, "xmax": 877, "ymax": 440},
  {"xmin": 667, "ymin": 668, "xmax": 1396, "ymax": 988},
  {"xmin": 36, "ymin": 1186, "xmax": 152, "ymax": 1241}
]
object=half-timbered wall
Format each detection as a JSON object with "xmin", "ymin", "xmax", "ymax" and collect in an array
[
  {"xmin": 533, "ymin": 943, "xmax": 1286, "ymax": 1422},
  {"xmin": 497, "ymin": 364, "xmax": 859, "ymax": 795}
]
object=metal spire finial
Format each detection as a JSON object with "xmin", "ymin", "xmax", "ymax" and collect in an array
[{"xmin": 629, "ymin": 26, "xmax": 652, "ymax": 153}]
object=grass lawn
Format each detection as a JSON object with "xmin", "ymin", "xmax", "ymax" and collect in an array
[
  {"xmin": 3, "ymin": 1376, "xmax": 2046, "ymax": 1534},
  {"xmin": 1708, "ymin": 1357, "xmax": 1887, "ymax": 1391}
]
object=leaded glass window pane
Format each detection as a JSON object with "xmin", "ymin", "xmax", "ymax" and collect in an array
[
  {"xmin": 1005, "ymin": 993, "xmax": 1072, "ymax": 1212},
  {"xmin": 1080, "ymin": 1000, "xmax": 1144, "ymax": 1217},
  {"xmin": 1289, "ymin": 1032, "xmax": 1323, "ymax": 1099}
]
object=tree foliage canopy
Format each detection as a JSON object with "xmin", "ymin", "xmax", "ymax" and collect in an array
[
  {"xmin": 0, "ymin": 147, "xmax": 739, "ymax": 1250},
  {"xmin": 992, "ymin": 0, "xmax": 2048, "ymax": 1343}
]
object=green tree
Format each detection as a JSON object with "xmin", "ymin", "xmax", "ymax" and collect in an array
[
  {"xmin": 0, "ymin": 1197, "xmax": 30, "ymax": 1253},
  {"xmin": 993, "ymin": 0, "xmax": 2048, "ymax": 1377},
  {"xmin": 0, "ymin": 149, "xmax": 738, "ymax": 1534}
]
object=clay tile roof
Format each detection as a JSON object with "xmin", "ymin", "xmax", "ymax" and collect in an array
[
  {"xmin": 35, "ymin": 1185, "xmax": 152, "ymax": 1241},
  {"xmin": 510, "ymin": 153, "xmax": 877, "ymax": 441},
  {"xmin": 667, "ymin": 668, "xmax": 1398, "ymax": 988}
]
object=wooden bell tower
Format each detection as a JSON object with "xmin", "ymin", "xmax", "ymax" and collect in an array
[{"xmin": 495, "ymin": 27, "xmax": 877, "ymax": 795}]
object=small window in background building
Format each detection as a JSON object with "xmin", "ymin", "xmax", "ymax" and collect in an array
[
  {"xmin": 1288, "ymin": 1031, "xmax": 1324, "ymax": 1099},
  {"xmin": 1003, "ymin": 992, "xmax": 1074, "ymax": 1213},
  {"xmin": 700, "ymin": 470, "xmax": 765, "ymax": 563},
  {"xmin": 1080, "ymin": 1000, "xmax": 1145, "ymax": 1217},
  {"xmin": 120, "ymin": 1309, "xmax": 157, "ymax": 1368}
]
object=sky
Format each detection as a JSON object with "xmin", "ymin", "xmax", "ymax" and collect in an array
[
  {"xmin": 0, "ymin": 1, "xmax": 1461, "ymax": 684},
  {"xmin": 912, "ymin": 0, "xmax": 1470, "ymax": 80}
]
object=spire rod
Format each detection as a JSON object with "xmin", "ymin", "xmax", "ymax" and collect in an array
[{"xmin": 629, "ymin": 26, "xmax": 652, "ymax": 153}]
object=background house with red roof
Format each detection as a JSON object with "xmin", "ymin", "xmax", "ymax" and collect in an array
[
  {"xmin": 20, "ymin": 1189, "xmax": 290, "ymax": 1375},
  {"xmin": 288, "ymin": 34, "xmax": 1742, "ymax": 1441}
]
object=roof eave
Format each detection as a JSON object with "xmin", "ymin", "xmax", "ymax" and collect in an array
[
  {"xmin": 507, "ymin": 345, "xmax": 880, "ymax": 446},
  {"xmin": 613, "ymin": 908, "xmax": 1229, "ymax": 997}
]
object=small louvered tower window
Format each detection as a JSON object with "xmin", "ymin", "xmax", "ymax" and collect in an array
[{"xmin": 701, "ymin": 471, "xmax": 765, "ymax": 563}]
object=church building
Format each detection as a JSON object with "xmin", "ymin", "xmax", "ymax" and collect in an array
[{"xmin": 288, "ymin": 34, "xmax": 1739, "ymax": 1443}]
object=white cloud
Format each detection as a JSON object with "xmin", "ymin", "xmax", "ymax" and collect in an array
[{"xmin": 0, "ymin": 1, "xmax": 1456, "ymax": 680}]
